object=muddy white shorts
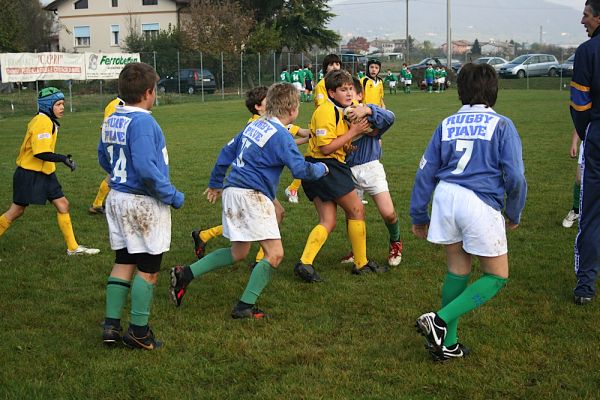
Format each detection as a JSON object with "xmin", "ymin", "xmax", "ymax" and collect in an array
[
  {"xmin": 427, "ymin": 180, "xmax": 507, "ymax": 257},
  {"xmin": 350, "ymin": 160, "xmax": 389, "ymax": 196},
  {"xmin": 105, "ymin": 190, "xmax": 171, "ymax": 254},
  {"xmin": 221, "ymin": 187, "xmax": 280, "ymax": 242}
]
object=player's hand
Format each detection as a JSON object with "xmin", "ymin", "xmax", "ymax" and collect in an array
[
  {"xmin": 412, "ymin": 224, "xmax": 429, "ymax": 239},
  {"xmin": 203, "ymin": 187, "xmax": 222, "ymax": 204},
  {"xmin": 63, "ymin": 154, "xmax": 76, "ymax": 172},
  {"xmin": 569, "ymin": 144, "xmax": 578, "ymax": 158},
  {"xmin": 349, "ymin": 118, "xmax": 371, "ymax": 137},
  {"xmin": 345, "ymin": 104, "xmax": 369, "ymax": 121},
  {"xmin": 506, "ymin": 220, "xmax": 519, "ymax": 230}
]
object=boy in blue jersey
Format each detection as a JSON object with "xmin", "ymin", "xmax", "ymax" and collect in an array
[
  {"xmin": 169, "ymin": 83, "xmax": 328, "ymax": 319},
  {"xmin": 341, "ymin": 77, "xmax": 403, "ymax": 267},
  {"xmin": 410, "ymin": 63, "xmax": 527, "ymax": 361},
  {"xmin": 99, "ymin": 62, "xmax": 185, "ymax": 350}
]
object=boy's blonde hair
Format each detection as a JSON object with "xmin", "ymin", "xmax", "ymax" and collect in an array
[{"xmin": 265, "ymin": 82, "xmax": 299, "ymax": 119}]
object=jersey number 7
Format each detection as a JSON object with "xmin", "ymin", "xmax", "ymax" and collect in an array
[{"xmin": 451, "ymin": 139, "xmax": 474, "ymax": 175}]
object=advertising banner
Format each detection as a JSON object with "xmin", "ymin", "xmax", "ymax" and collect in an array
[
  {"xmin": 84, "ymin": 53, "xmax": 140, "ymax": 80},
  {"xmin": 0, "ymin": 52, "xmax": 85, "ymax": 82}
]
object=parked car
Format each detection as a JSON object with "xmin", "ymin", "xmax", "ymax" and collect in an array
[
  {"xmin": 157, "ymin": 68, "xmax": 217, "ymax": 94},
  {"xmin": 473, "ymin": 56, "xmax": 508, "ymax": 71},
  {"xmin": 408, "ymin": 57, "xmax": 462, "ymax": 73},
  {"xmin": 559, "ymin": 54, "xmax": 575, "ymax": 77},
  {"xmin": 498, "ymin": 54, "xmax": 559, "ymax": 78}
]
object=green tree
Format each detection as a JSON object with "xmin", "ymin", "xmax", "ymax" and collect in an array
[
  {"xmin": 124, "ymin": 26, "xmax": 184, "ymax": 77},
  {"xmin": 0, "ymin": 0, "xmax": 52, "ymax": 52},
  {"xmin": 471, "ymin": 39, "xmax": 481, "ymax": 56}
]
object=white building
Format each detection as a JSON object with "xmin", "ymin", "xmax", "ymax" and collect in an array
[{"xmin": 45, "ymin": 0, "xmax": 189, "ymax": 53}]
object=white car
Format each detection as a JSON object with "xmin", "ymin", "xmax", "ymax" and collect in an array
[{"xmin": 474, "ymin": 57, "xmax": 508, "ymax": 71}]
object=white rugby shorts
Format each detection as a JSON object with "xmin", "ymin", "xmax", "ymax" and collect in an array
[
  {"xmin": 427, "ymin": 180, "xmax": 507, "ymax": 257},
  {"xmin": 389, "ymin": 81, "xmax": 397, "ymax": 88},
  {"xmin": 221, "ymin": 187, "xmax": 280, "ymax": 242},
  {"xmin": 404, "ymin": 79, "xmax": 412, "ymax": 85},
  {"xmin": 578, "ymin": 141, "xmax": 584, "ymax": 165},
  {"xmin": 105, "ymin": 190, "xmax": 172, "ymax": 255},
  {"xmin": 350, "ymin": 160, "xmax": 389, "ymax": 196}
]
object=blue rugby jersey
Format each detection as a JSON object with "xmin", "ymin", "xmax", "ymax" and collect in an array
[
  {"xmin": 98, "ymin": 105, "xmax": 184, "ymax": 208},
  {"xmin": 345, "ymin": 104, "xmax": 395, "ymax": 167},
  {"xmin": 571, "ymin": 27, "xmax": 600, "ymax": 140},
  {"xmin": 209, "ymin": 117, "xmax": 327, "ymax": 200},
  {"xmin": 410, "ymin": 104, "xmax": 527, "ymax": 225}
]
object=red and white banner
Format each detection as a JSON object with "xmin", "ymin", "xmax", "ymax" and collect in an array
[{"xmin": 0, "ymin": 52, "xmax": 85, "ymax": 82}]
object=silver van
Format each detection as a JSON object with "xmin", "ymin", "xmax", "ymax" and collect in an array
[{"xmin": 498, "ymin": 54, "xmax": 559, "ymax": 78}]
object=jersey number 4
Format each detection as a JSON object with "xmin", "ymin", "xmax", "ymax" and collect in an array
[
  {"xmin": 107, "ymin": 145, "xmax": 128, "ymax": 183},
  {"xmin": 234, "ymin": 138, "xmax": 253, "ymax": 168},
  {"xmin": 451, "ymin": 139, "xmax": 473, "ymax": 175}
]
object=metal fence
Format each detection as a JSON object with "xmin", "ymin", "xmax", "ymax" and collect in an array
[{"xmin": 0, "ymin": 50, "xmax": 571, "ymax": 118}]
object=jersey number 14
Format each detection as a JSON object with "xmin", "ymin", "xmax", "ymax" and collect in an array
[{"xmin": 107, "ymin": 145, "xmax": 128, "ymax": 183}]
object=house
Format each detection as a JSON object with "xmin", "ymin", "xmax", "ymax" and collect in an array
[
  {"xmin": 44, "ymin": 0, "xmax": 190, "ymax": 53},
  {"xmin": 440, "ymin": 40, "xmax": 471, "ymax": 56}
]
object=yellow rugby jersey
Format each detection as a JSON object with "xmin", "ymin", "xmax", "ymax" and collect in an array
[
  {"xmin": 313, "ymin": 78, "xmax": 327, "ymax": 108},
  {"xmin": 103, "ymin": 97, "xmax": 123, "ymax": 121},
  {"xmin": 16, "ymin": 113, "xmax": 59, "ymax": 175},
  {"xmin": 361, "ymin": 77, "xmax": 384, "ymax": 107},
  {"xmin": 248, "ymin": 114, "xmax": 300, "ymax": 136},
  {"xmin": 306, "ymin": 100, "xmax": 348, "ymax": 163}
]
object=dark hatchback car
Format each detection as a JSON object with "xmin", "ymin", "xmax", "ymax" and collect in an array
[
  {"xmin": 559, "ymin": 54, "xmax": 575, "ymax": 77},
  {"xmin": 158, "ymin": 68, "xmax": 217, "ymax": 94}
]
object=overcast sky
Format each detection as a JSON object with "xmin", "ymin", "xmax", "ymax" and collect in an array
[{"xmin": 328, "ymin": 0, "xmax": 588, "ymax": 47}]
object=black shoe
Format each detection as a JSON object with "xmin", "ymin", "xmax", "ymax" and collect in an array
[
  {"xmin": 88, "ymin": 205, "xmax": 105, "ymax": 215},
  {"xmin": 170, "ymin": 265, "xmax": 190, "ymax": 307},
  {"xmin": 294, "ymin": 262, "xmax": 322, "ymax": 283},
  {"xmin": 574, "ymin": 294, "xmax": 593, "ymax": 305},
  {"xmin": 429, "ymin": 342, "xmax": 471, "ymax": 362},
  {"xmin": 415, "ymin": 312, "xmax": 447, "ymax": 353},
  {"xmin": 191, "ymin": 230, "xmax": 207, "ymax": 260},
  {"xmin": 231, "ymin": 304, "xmax": 270, "ymax": 319},
  {"xmin": 351, "ymin": 260, "xmax": 389, "ymax": 275},
  {"xmin": 102, "ymin": 322, "xmax": 122, "ymax": 345},
  {"xmin": 122, "ymin": 327, "xmax": 162, "ymax": 350}
]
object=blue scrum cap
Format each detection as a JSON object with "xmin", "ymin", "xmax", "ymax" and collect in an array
[{"xmin": 38, "ymin": 87, "xmax": 65, "ymax": 116}]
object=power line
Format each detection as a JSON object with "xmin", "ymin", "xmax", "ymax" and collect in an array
[{"xmin": 331, "ymin": 0, "xmax": 568, "ymax": 11}]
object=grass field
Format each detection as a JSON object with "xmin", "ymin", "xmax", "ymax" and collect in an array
[{"xmin": 1, "ymin": 88, "xmax": 599, "ymax": 399}]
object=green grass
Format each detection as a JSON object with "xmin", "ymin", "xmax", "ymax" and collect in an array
[{"xmin": 1, "ymin": 88, "xmax": 599, "ymax": 399}]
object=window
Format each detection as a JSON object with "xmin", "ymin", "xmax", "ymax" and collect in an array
[
  {"xmin": 74, "ymin": 26, "xmax": 90, "ymax": 47},
  {"xmin": 74, "ymin": 0, "xmax": 88, "ymax": 9},
  {"xmin": 142, "ymin": 23, "xmax": 159, "ymax": 39},
  {"xmin": 142, "ymin": 0, "xmax": 158, "ymax": 5},
  {"xmin": 112, "ymin": 0, "xmax": 118, "ymax": 6},
  {"xmin": 110, "ymin": 25, "xmax": 120, "ymax": 46}
]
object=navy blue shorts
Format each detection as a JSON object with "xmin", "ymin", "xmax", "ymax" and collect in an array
[
  {"xmin": 305, "ymin": 80, "xmax": 313, "ymax": 91},
  {"xmin": 302, "ymin": 157, "xmax": 355, "ymax": 202},
  {"xmin": 13, "ymin": 167, "xmax": 64, "ymax": 206},
  {"xmin": 115, "ymin": 248, "xmax": 163, "ymax": 274}
]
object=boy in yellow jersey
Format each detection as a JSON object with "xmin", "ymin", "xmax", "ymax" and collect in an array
[
  {"xmin": 285, "ymin": 54, "xmax": 343, "ymax": 203},
  {"xmin": 294, "ymin": 70, "xmax": 387, "ymax": 282},
  {"xmin": 191, "ymin": 86, "xmax": 309, "ymax": 262},
  {"xmin": 89, "ymin": 97, "xmax": 124, "ymax": 215},
  {"xmin": 360, "ymin": 59, "xmax": 385, "ymax": 108},
  {"xmin": 0, "ymin": 87, "xmax": 100, "ymax": 256}
]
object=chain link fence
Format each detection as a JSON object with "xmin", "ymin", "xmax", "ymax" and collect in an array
[{"xmin": 0, "ymin": 50, "xmax": 571, "ymax": 118}]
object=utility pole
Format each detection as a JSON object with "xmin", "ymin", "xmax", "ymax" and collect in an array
[
  {"xmin": 406, "ymin": 0, "xmax": 409, "ymax": 64},
  {"xmin": 540, "ymin": 25, "xmax": 543, "ymax": 43},
  {"xmin": 446, "ymin": 0, "xmax": 452, "ymax": 69}
]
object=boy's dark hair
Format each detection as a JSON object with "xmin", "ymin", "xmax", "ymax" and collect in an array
[
  {"xmin": 325, "ymin": 69, "xmax": 353, "ymax": 92},
  {"xmin": 118, "ymin": 62, "xmax": 159, "ymax": 104},
  {"xmin": 322, "ymin": 54, "xmax": 342, "ymax": 73},
  {"xmin": 245, "ymin": 86, "xmax": 269, "ymax": 115},
  {"xmin": 352, "ymin": 77, "xmax": 363, "ymax": 95},
  {"xmin": 457, "ymin": 63, "xmax": 498, "ymax": 107}
]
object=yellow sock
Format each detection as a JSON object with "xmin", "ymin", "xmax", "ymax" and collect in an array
[
  {"xmin": 255, "ymin": 246, "xmax": 265, "ymax": 262},
  {"xmin": 57, "ymin": 212, "xmax": 79, "ymax": 251},
  {"xmin": 347, "ymin": 219, "xmax": 367, "ymax": 268},
  {"xmin": 92, "ymin": 179, "xmax": 110, "ymax": 208},
  {"xmin": 200, "ymin": 225, "xmax": 223, "ymax": 243},
  {"xmin": 300, "ymin": 224, "xmax": 329, "ymax": 265},
  {"xmin": 288, "ymin": 179, "xmax": 302, "ymax": 191},
  {"xmin": 0, "ymin": 214, "xmax": 11, "ymax": 237}
]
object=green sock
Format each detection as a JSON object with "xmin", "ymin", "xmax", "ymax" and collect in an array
[
  {"xmin": 105, "ymin": 277, "xmax": 131, "ymax": 320},
  {"xmin": 130, "ymin": 275, "xmax": 155, "ymax": 327},
  {"xmin": 573, "ymin": 183, "xmax": 581, "ymax": 211},
  {"xmin": 438, "ymin": 274, "xmax": 507, "ymax": 325},
  {"xmin": 240, "ymin": 259, "xmax": 275, "ymax": 305},
  {"xmin": 385, "ymin": 220, "xmax": 401, "ymax": 242},
  {"xmin": 190, "ymin": 248, "xmax": 234, "ymax": 278},
  {"xmin": 441, "ymin": 272, "xmax": 471, "ymax": 346}
]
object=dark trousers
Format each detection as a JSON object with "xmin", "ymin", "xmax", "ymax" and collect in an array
[{"xmin": 575, "ymin": 124, "xmax": 600, "ymax": 297}]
